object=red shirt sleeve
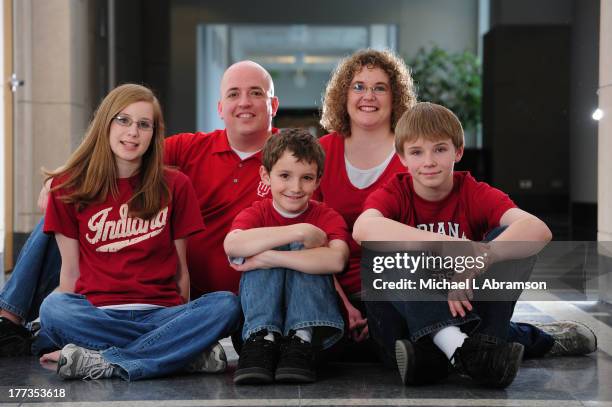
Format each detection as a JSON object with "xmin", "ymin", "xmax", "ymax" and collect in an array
[
  {"xmin": 164, "ymin": 133, "xmax": 194, "ymax": 167},
  {"xmin": 363, "ymin": 175, "xmax": 404, "ymax": 220},
  {"xmin": 163, "ymin": 135, "xmax": 178, "ymax": 166},
  {"xmin": 169, "ymin": 170, "xmax": 205, "ymax": 240},
  {"xmin": 469, "ymin": 181, "xmax": 517, "ymax": 229},
  {"xmin": 44, "ymin": 180, "xmax": 78, "ymax": 239},
  {"xmin": 316, "ymin": 205, "xmax": 349, "ymax": 243},
  {"xmin": 230, "ymin": 202, "xmax": 265, "ymax": 232}
]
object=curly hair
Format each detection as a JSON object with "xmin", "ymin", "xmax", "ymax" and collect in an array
[{"xmin": 320, "ymin": 49, "xmax": 416, "ymax": 137}]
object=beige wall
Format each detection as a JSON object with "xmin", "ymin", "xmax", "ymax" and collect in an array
[{"xmin": 12, "ymin": 0, "xmax": 95, "ymax": 232}]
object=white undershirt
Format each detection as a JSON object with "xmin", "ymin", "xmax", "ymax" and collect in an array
[
  {"xmin": 232, "ymin": 147, "xmax": 260, "ymax": 160},
  {"xmin": 345, "ymin": 150, "xmax": 395, "ymax": 189},
  {"xmin": 98, "ymin": 303, "xmax": 165, "ymax": 311},
  {"xmin": 272, "ymin": 200, "xmax": 308, "ymax": 218}
]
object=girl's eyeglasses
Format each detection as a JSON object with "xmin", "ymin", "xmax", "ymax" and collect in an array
[{"xmin": 113, "ymin": 115, "xmax": 155, "ymax": 132}]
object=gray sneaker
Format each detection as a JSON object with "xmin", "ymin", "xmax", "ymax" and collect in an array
[
  {"xmin": 534, "ymin": 321, "xmax": 597, "ymax": 356},
  {"xmin": 57, "ymin": 344, "xmax": 116, "ymax": 380},
  {"xmin": 186, "ymin": 342, "xmax": 227, "ymax": 373}
]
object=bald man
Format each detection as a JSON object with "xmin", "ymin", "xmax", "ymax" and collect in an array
[
  {"xmin": 164, "ymin": 61, "xmax": 279, "ymax": 296},
  {"xmin": 0, "ymin": 61, "xmax": 279, "ymax": 356}
]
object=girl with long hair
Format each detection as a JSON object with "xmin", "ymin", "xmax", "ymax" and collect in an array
[{"xmin": 38, "ymin": 84, "xmax": 240, "ymax": 381}]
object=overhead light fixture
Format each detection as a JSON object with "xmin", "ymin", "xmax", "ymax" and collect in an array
[
  {"xmin": 303, "ymin": 55, "xmax": 341, "ymax": 64},
  {"xmin": 592, "ymin": 108, "xmax": 603, "ymax": 121},
  {"xmin": 250, "ymin": 55, "xmax": 296, "ymax": 64}
]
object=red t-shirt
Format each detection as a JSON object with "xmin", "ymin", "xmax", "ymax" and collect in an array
[
  {"xmin": 230, "ymin": 199, "xmax": 349, "ymax": 246},
  {"xmin": 317, "ymin": 132, "xmax": 406, "ymax": 294},
  {"xmin": 364, "ymin": 171, "xmax": 517, "ymax": 241},
  {"xmin": 163, "ymin": 129, "xmax": 273, "ymax": 295},
  {"xmin": 44, "ymin": 169, "xmax": 204, "ymax": 307}
]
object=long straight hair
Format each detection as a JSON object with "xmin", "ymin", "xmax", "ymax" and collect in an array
[{"xmin": 46, "ymin": 84, "xmax": 170, "ymax": 220}]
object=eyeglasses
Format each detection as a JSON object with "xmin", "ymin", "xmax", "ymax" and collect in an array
[
  {"xmin": 113, "ymin": 115, "xmax": 155, "ymax": 132},
  {"xmin": 350, "ymin": 82, "xmax": 389, "ymax": 95}
]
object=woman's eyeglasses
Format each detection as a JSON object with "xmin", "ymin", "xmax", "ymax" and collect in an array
[{"xmin": 350, "ymin": 82, "xmax": 389, "ymax": 95}]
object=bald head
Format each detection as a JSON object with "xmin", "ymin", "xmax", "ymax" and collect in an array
[
  {"xmin": 217, "ymin": 60, "xmax": 279, "ymax": 150},
  {"xmin": 220, "ymin": 60, "xmax": 275, "ymax": 97}
]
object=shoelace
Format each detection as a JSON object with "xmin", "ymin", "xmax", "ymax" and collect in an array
[
  {"xmin": 75, "ymin": 350, "xmax": 115, "ymax": 380},
  {"xmin": 551, "ymin": 339, "xmax": 570, "ymax": 353},
  {"xmin": 83, "ymin": 363, "xmax": 115, "ymax": 380}
]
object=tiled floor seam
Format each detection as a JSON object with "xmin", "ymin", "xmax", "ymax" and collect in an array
[{"xmin": 7, "ymin": 398, "xmax": 608, "ymax": 407}]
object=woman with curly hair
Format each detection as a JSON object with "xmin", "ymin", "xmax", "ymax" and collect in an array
[{"xmin": 317, "ymin": 49, "xmax": 415, "ymax": 357}]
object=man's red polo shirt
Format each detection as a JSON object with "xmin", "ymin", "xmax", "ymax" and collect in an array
[{"xmin": 164, "ymin": 129, "xmax": 272, "ymax": 296}]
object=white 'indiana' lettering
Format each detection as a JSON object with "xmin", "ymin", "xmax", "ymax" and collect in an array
[
  {"xmin": 85, "ymin": 204, "xmax": 168, "ymax": 251},
  {"xmin": 416, "ymin": 222, "xmax": 467, "ymax": 239}
]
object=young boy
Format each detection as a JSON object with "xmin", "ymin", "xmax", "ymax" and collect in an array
[
  {"xmin": 224, "ymin": 128, "xmax": 349, "ymax": 385},
  {"xmin": 353, "ymin": 102, "xmax": 553, "ymax": 388}
]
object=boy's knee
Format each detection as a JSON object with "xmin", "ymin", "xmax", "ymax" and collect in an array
[
  {"xmin": 198, "ymin": 291, "xmax": 240, "ymax": 312},
  {"xmin": 218, "ymin": 291, "xmax": 240, "ymax": 313},
  {"xmin": 291, "ymin": 269, "xmax": 332, "ymax": 287},
  {"xmin": 39, "ymin": 292, "xmax": 68, "ymax": 323},
  {"xmin": 213, "ymin": 291, "xmax": 241, "ymax": 321}
]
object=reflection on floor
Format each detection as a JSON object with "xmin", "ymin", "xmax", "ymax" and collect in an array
[{"xmin": 1, "ymin": 301, "xmax": 611, "ymax": 407}]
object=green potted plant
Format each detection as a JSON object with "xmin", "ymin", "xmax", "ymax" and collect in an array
[{"xmin": 407, "ymin": 45, "xmax": 481, "ymax": 145}]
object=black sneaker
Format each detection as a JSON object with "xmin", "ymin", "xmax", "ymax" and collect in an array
[
  {"xmin": 0, "ymin": 317, "xmax": 33, "ymax": 357},
  {"xmin": 395, "ymin": 338, "xmax": 451, "ymax": 385},
  {"xmin": 233, "ymin": 330, "xmax": 279, "ymax": 385},
  {"xmin": 275, "ymin": 335, "xmax": 316, "ymax": 383},
  {"xmin": 452, "ymin": 335, "xmax": 524, "ymax": 388}
]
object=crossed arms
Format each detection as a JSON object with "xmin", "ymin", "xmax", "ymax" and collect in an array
[{"xmin": 224, "ymin": 223, "xmax": 349, "ymax": 275}]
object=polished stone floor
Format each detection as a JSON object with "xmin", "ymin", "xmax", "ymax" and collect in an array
[{"xmin": 1, "ymin": 300, "xmax": 611, "ymax": 407}]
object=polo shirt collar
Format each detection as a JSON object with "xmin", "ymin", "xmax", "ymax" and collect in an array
[
  {"xmin": 212, "ymin": 129, "xmax": 233, "ymax": 154},
  {"xmin": 212, "ymin": 128, "xmax": 279, "ymax": 155}
]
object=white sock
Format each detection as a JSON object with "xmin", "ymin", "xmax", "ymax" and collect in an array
[
  {"xmin": 432, "ymin": 326, "xmax": 468, "ymax": 361},
  {"xmin": 264, "ymin": 332, "xmax": 276, "ymax": 342},
  {"xmin": 294, "ymin": 328, "xmax": 313, "ymax": 343}
]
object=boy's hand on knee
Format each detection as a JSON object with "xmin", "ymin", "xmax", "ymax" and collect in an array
[
  {"xmin": 447, "ymin": 295, "xmax": 472, "ymax": 318},
  {"xmin": 446, "ymin": 249, "xmax": 481, "ymax": 318},
  {"xmin": 447, "ymin": 297, "xmax": 473, "ymax": 318}
]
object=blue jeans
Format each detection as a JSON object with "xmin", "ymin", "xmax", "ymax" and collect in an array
[
  {"xmin": 239, "ymin": 244, "xmax": 344, "ymax": 349},
  {"xmin": 510, "ymin": 321, "xmax": 555, "ymax": 358},
  {"xmin": 39, "ymin": 291, "xmax": 240, "ymax": 381},
  {"xmin": 0, "ymin": 217, "xmax": 61, "ymax": 322}
]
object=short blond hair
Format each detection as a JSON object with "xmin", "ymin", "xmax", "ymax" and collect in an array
[{"xmin": 395, "ymin": 102, "xmax": 464, "ymax": 155}]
